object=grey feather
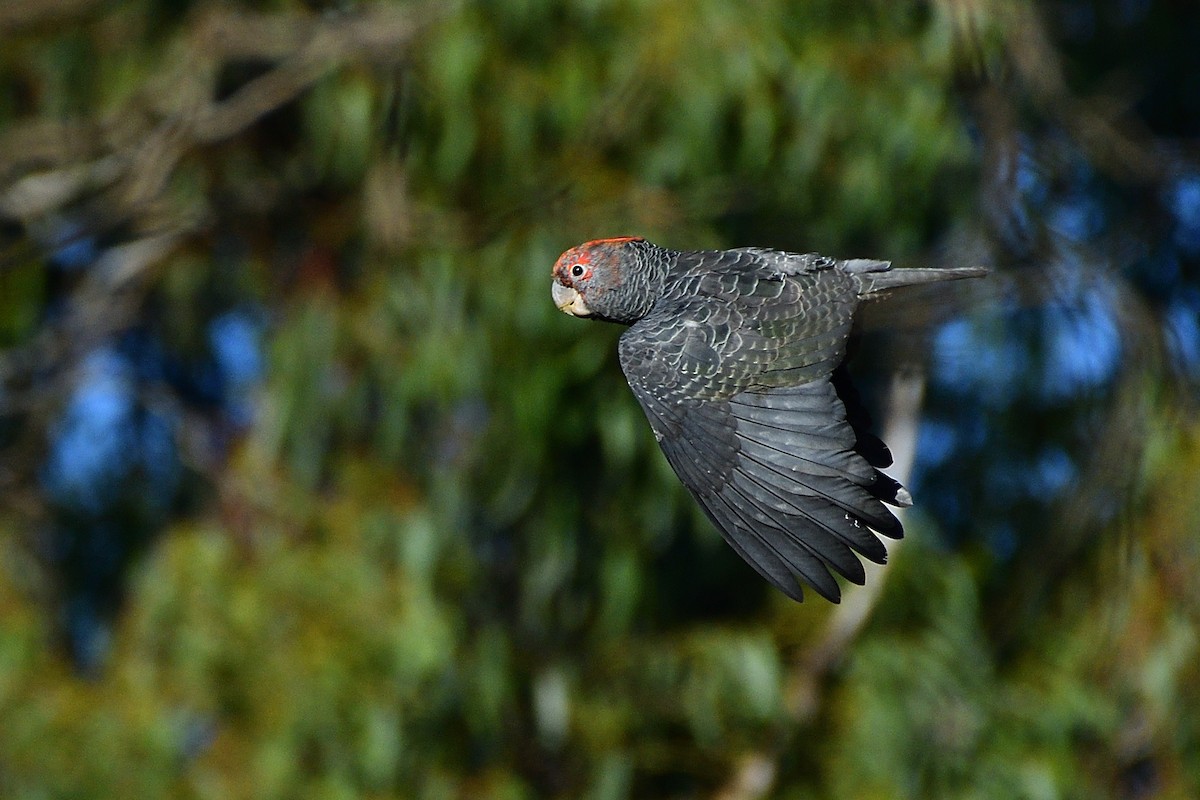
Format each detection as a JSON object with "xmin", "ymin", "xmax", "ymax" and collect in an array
[
  {"xmin": 856, "ymin": 265, "xmax": 989, "ymax": 297},
  {"xmin": 555, "ymin": 238, "xmax": 988, "ymax": 602}
]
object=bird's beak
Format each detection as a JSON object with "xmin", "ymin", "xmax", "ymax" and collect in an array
[{"xmin": 552, "ymin": 281, "xmax": 591, "ymax": 317}]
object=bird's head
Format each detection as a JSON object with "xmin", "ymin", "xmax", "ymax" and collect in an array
[{"xmin": 551, "ymin": 236, "xmax": 658, "ymax": 324}]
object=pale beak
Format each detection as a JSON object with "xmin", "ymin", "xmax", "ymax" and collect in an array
[{"xmin": 552, "ymin": 281, "xmax": 591, "ymax": 317}]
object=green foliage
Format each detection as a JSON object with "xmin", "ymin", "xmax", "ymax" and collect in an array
[{"xmin": 0, "ymin": 1, "xmax": 1198, "ymax": 799}]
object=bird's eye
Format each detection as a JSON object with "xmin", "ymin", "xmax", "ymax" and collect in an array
[{"xmin": 570, "ymin": 264, "xmax": 586, "ymax": 278}]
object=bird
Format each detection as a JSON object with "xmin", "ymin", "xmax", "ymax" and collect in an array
[{"xmin": 551, "ymin": 236, "xmax": 986, "ymax": 602}]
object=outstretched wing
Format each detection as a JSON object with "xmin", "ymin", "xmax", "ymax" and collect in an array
[{"xmin": 617, "ymin": 253, "xmax": 905, "ymax": 602}]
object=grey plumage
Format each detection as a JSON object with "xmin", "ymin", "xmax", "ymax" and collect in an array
[{"xmin": 551, "ymin": 237, "xmax": 987, "ymax": 602}]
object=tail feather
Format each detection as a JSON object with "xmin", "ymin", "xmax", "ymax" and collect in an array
[{"xmin": 843, "ymin": 260, "xmax": 989, "ymax": 297}]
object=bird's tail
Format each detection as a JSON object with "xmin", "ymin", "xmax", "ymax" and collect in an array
[{"xmin": 843, "ymin": 259, "xmax": 989, "ymax": 297}]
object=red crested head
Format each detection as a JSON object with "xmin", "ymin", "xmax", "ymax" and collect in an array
[{"xmin": 551, "ymin": 237, "xmax": 650, "ymax": 321}]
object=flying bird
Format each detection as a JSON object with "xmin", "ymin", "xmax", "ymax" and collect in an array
[{"xmin": 551, "ymin": 236, "xmax": 986, "ymax": 602}]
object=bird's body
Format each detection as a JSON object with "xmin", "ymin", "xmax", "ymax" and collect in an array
[{"xmin": 551, "ymin": 237, "xmax": 986, "ymax": 602}]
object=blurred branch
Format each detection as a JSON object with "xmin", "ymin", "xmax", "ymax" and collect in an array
[
  {"xmin": 1, "ymin": 5, "xmax": 428, "ymax": 220},
  {"xmin": 942, "ymin": 0, "xmax": 1172, "ymax": 184},
  {"xmin": 0, "ymin": 0, "xmax": 103, "ymax": 33},
  {"xmin": 711, "ymin": 753, "xmax": 777, "ymax": 800},
  {"xmin": 989, "ymin": 277, "xmax": 1163, "ymax": 649},
  {"xmin": 712, "ymin": 372, "xmax": 926, "ymax": 799},
  {"xmin": 188, "ymin": 7, "xmax": 423, "ymax": 143},
  {"xmin": 787, "ymin": 371, "xmax": 924, "ymax": 722},
  {"xmin": 1002, "ymin": 2, "xmax": 1168, "ymax": 184},
  {"xmin": 0, "ymin": 3, "xmax": 435, "ymax": 508},
  {"xmin": 0, "ymin": 156, "xmax": 126, "ymax": 218}
]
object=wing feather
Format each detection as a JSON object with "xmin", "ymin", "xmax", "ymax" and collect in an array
[
  {"xmin": 708, "ymin": 483, "xmax": 844, "ymax": 602},
  {"xmin": 617, "ymin": 249, "xmax": 908, "ymax": 602},
  {"xmin": 728, "ymin": 471, "xmax": 864, "ymax": 581},
  {"xmin": 701, "ymin": 486, "xmax": 809, "ymax": 601}
]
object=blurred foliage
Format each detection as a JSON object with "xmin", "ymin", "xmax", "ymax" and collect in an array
[{"xmin": 0, "ymin": 0, "xmax": 1198, "ymax": 798}]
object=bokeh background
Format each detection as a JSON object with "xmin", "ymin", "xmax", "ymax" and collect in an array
[{"xmin": 1, "ymin": 0, "xmax": 1199, "ymax": 798}]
